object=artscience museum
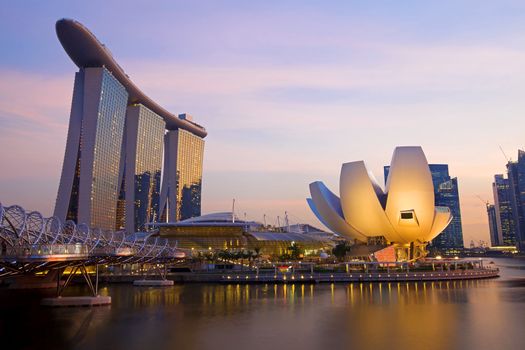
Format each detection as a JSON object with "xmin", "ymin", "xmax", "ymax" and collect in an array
[{"xmin": 307, "ymin": 146, "xmax": 452, "ymax": 261}]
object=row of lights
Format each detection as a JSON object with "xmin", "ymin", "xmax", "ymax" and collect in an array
[{"xmin": 222, "ymin": 270, "xmax": 491, "ymax": 282}]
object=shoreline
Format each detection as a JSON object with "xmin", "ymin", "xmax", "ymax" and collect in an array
[{"xmin": 95, "ymin": 267, "xmax": 499, "ymax": 285}]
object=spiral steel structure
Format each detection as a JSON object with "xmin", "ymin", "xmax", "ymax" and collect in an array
[{"xmin": 0, "ymin": 201, "xmax": 185, "ymax": 277}]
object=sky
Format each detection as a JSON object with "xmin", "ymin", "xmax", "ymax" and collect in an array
[{"xmin": 2, "ymin": 0, "xmax": 525, "ymax": 246}]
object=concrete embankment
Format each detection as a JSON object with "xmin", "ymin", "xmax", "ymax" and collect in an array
[{"xmin": 97, "ymin": 268, "xmax": 499, "ymax": 284}]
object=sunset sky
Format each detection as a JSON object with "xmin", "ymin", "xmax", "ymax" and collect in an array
[{"xmin": 2, "ymin": 1, "xmax": 525, "ymax": 246}]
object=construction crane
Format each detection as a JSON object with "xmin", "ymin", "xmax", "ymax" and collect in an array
[
  {"xmin": 499, "ymin": 145, "xmax": 511, "ymax": 162},
  {"xmin": 475, "ymin": 195, "xmax": 490, "ymax": 208}
]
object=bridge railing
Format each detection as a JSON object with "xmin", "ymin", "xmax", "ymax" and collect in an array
[{"xmin": 1, "ymin": 243, "xmax": 90, "ymax": 260}]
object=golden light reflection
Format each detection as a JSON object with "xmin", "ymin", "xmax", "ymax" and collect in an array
[
  {"xmin": 69, "ymin": 272, "xmax": 511, "ymax": 350},
  {"xmin": 119, "ymin": 276, "xmax": 501, "ymax": 321}
]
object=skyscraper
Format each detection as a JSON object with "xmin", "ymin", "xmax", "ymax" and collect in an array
[
  {"xmin": 486, "ymin": 204, "xmax": 500, "ymax": 246},
  {"xmin": 160, "ymin": 121, "xmax": 205, "ymax": 222},
  {"xmin": 54, "ymin": 67, "xmax": 129, "ymax": 230},
  {"xmin": 433, "ymin": 176, "xmax": 464, "ymax": 251},
  {"xmin": 506, "ymin": 150, "xmax": 525, "ymax": 251},
  {"xmin": 492, "ymin": 174, "xmax": 516, "ymax": 246},
  {"xmin": 384, "ymin": 163, "xmax": 464, "ymax": 253},
  {"xmin": 124, "ymin": 104, "xmax": 165, "ymax": 232},
  {"xmin": 54, "ymin": 19, "xmax": 206, "ymax": 231}
]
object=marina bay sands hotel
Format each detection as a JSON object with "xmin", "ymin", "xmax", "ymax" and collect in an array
[{"xmin": 54, "ymin": 19, "xmax": 206, "ymax": 232}]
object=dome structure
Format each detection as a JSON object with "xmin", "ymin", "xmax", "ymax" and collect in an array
[{"xmin": 307, "ymin": 146, "xmax": 452, "ymax": 258}]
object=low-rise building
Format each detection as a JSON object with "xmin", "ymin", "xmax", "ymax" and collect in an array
[{"xmin": 150, "ymin": 212, "xmax": 332, "ymax": 256}]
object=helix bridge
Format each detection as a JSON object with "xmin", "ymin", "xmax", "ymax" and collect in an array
[{"xmin": 0, "ymin": 201, "xmax": 184, "ymax": 297}]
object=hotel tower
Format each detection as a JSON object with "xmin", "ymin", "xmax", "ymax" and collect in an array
[{"xmin": 53, "ymin": 19, "xmax": 206, "ymax": 232}]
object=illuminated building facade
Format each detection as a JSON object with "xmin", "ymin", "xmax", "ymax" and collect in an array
[
  {"xmin": 55, "ymin": 67, "xmax": 129, "ymax": 230},
  {"xmin": 53, "ymin": 19, "xmax": 206, "ymax": 231},
  {"xmin": 124, "ymin": 104, "xmax": 165, "ymax": 232},
  {"xmin": 308, "ymin": 146, "xmax": 452, "ymax": 261},
  {"xmin": 385, "ymin": 164, "xmax": 464, "ymax": 254},
  {"xmin": 506, "ymin": 150, "xmax": 525, "ymax": 251},
  {"xmin": 154, "ymin": 212, "xmax": 329, "ymax": 256},
  {"xmin": 492, "ymin": 174, "xmax": 516, "ymax": 246},
  {"xmin": 487, "ymin": 204, "xmax": 500, "ymax": 246},
  {"xmin": 160, "ymin": 122, "xmax": 205, "ymax": 222}
]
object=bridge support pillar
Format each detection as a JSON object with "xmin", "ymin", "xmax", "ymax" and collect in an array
[
  {"xmin": 42, "ymin": 263, "xmax": 111, "ymax": 307},
  {"xmin": 133, "ymin": 263, "xmax": 173, "ymax": 286}
]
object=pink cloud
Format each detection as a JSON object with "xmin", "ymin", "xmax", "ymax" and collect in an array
[
  {"xmin": 0, "ymin": 70, "xmax": 72, "ymax": 131},
  {"xmin": 2, "ymin": 39, "xmax": 525, "ymax": 245}
]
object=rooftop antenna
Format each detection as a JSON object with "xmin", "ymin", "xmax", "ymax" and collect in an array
[{"xmin": 232, "ymin": 198, "xmax": 235, "ymax": 223}]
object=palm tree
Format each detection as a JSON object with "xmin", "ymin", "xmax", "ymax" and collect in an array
[
  {"xmin": 288, "ymin": 243, "xmax": 304, "ymax": 260},
  {"xmin": 253, "ymin": 247, "xmax": 262, "ymax": 265}
]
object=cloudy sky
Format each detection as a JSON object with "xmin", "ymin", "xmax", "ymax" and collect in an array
[{"xmin": 2, "ymin": 0, "xmax": 525, "ymax": 246}]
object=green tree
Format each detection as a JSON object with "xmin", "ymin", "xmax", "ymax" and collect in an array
[
  {"xmin": 253, "ymin": 247, "xmax": 261, "ymax": 260},
  {"xmin": 332, "ymin": 242, "xmax": 351, "ymax": 261},
  {"xmin": 217, "ymin": 250, "xmax": 235, "ymax": 261},
  {"xmin": 281, "ymin": 243, "xmax": 304, "ymax": 261}
]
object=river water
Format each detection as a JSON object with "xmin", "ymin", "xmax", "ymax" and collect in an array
[{"xmin": 1, "ymin": 258, "xmax": 524, "ymax": 350}]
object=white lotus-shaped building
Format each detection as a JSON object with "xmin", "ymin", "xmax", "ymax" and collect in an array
[{"xmin": 307, "ymin": 146, "xmax": 452, "ymax": 260}]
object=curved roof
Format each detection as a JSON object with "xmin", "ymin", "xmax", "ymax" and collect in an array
[
  {"xmin": 179, "ymin": 212, "xmax": 240, "ymax": 223},
  {"xmin": 248, "ymin": 231, "xmax": 323, "ymax": 242},
  {"xmin": 308, "ymin": 146, "xmax": 452, "ymax": 244},
  {"xmin": 55, "ymin": 18, "xmax": 207, "ymax": 138}
]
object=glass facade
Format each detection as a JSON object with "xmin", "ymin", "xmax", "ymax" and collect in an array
[
  {"xmin": 89, "ymin": 68, "xmax": 129, "ymax": 229},
  {"xmin": 492, "ymin": 174, "xmax": 516, "ymax": 246},
  {"xmin": 175, "ymin": 129, "xmax": 204, "ymax": 221},
  {"xmin": 433, "ymin": 176, "xmax": 464, "ymax": 251},
  {"xmin": 506, "ymin": 150, "xmax": 525, "ymax": 251},
  {"xmin": 116, "ymin": 178, "xmax": 126, "ymax": 230},
  {"xmin": 66, "ymin": 148, "xmax": 81, "ymax": 222},
  {"xmin": 60, "ymin": 67, "xmax": 128, "ymax": 230},
  {"xmin": 63, "ymin": 71, "xmax": 85, "ymax": 223},
  {"xmin": 429, "ymin": 164, "xmax": 450, "ymax": 189},
  {"xmin": 131, "ymin": 105, "xmax": 164, "ymax": 231},
  {"xmin": 56, "ymin": 66, "xmax": 207, "ymax": 232},
  {"xmin": 487, "ymin": 204, "xmax": 499, "ymax": 246},
  {"xmin": 157, "ymin": 225, "xmax": 328, "ymax": 255}
]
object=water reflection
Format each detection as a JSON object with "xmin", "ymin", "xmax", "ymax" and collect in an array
[{"xmin": 0, "ymin": 258, "xmax": 524, "ymax": 350}]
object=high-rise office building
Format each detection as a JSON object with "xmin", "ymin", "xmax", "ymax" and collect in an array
[
  {"xmin": 506, "ymin": 150, "xmax": 525, "ymax": 251},
  {"xmin": 54, "ymin": 19, "xmax": 206, "ymax": 231},
  {"xmin": 428, "ymin": 164, "xmax": 450, "ymax": 190},
  {"xmin": 486, "ymin": 204, "xmax": 500, "ymax": 246},
  {"xmin": 384, "ymin": 163, "xmax": 464, "ymax": 253},
  {"xmin": 492, "ymin": 174, "xmax": 516, "ymax": 246},
  {"xmin": 433, "ymin": 176, "xmax": 464, "ymax": 251}
]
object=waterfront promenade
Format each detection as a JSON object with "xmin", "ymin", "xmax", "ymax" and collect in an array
[
  {"xmin": 218, "ymin": 268, "xmax": 499, "ymax": 283},
  {"xmin": 97, "ymin": 259, "xmax": 499, "ymax": 284}
]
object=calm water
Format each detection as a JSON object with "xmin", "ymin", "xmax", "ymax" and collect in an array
[{"xmin": 1, "ymin": 258, "xmax": 525, "ymax": 350}]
